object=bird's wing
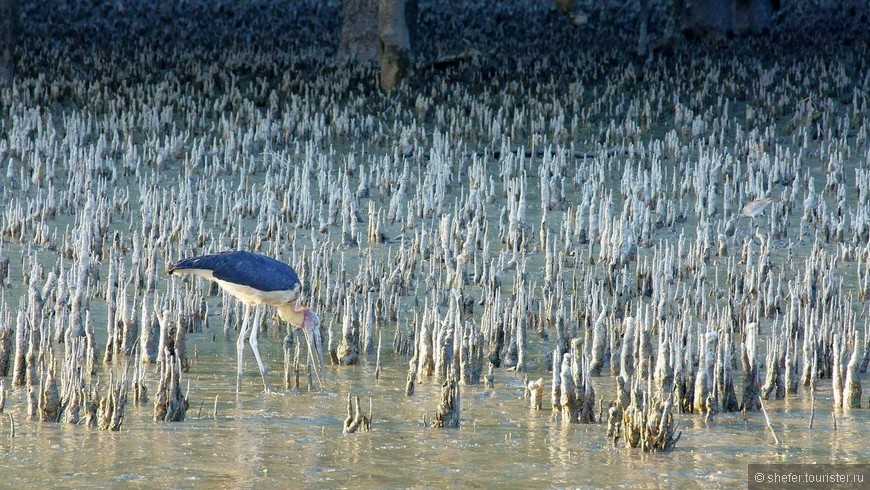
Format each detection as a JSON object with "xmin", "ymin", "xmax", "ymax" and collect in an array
[{"xmin": 170, "ymin": 251, "xmax": 300, "ymax": 292}]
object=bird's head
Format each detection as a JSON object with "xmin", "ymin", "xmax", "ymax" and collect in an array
[
  {"xmin": 301, "ymin": 308, "xmax": 320, "ymax": 332},
  {"xmin": 278, "ymin": 303, "xmax": 324, "ymax": 386}
]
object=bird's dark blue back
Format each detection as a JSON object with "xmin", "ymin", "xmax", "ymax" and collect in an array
[{"xmin": 171, "ymin": 251, "xmax": 300, "ymax": 292}]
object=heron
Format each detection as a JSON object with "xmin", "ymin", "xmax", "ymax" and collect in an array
[
  {"xmin": 167, "ymin": 250, "xmax": 323, "ymax": 393},
  {"xmin": 727, "ymin": 196, "xmax": 776, "ymax": 237},
  {"xmin": 740, "ymin": 196, "xmax": 775, "ymax": 220}
]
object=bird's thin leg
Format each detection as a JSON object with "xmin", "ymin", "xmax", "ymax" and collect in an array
[
  {"xmin": 248, "ymin": 305, "xmax": 273, "ymax": 393},
  {"xmin": 236, "ymin": 303, "xmax": 252, "ymax": 393}
]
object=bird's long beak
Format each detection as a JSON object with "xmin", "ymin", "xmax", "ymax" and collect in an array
[{"xmin": 302, "ymin": 311, "xmax": 324, "ymax": 390}]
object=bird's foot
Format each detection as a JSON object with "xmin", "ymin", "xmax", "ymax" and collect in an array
[{"xmin": 260, "ymin": 376, "xmax": 274, "ymax": 395}]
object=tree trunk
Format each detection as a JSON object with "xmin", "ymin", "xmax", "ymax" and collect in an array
[
  {"xmin": 378, "ymin": 0, "xmax": 411, "ymax": 91},
  {"xmin": 338, "ymin": 0, "xmax": 379, "ymax": 65},
  {"xmin": 555, "ymin": 0, "xmax": 574, "ymax": 15},
  {"xmin": 0, "ymin": 0, "xmax": 18, "ymax": 84},
  {"xmin": 637, "ymin": 0, "xmax": 650, "ymax": 55},
  {"xmin": 683, "ymin": 0, "xmax": 775, "ymax": 37}
]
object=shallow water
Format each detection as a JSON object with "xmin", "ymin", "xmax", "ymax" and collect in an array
[{"xmin": 2, "ymin": 331, "xmax": 867, "ymax": 488}]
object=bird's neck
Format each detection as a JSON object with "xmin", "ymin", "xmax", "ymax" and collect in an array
[{"xmin": 277, "ymin": 303, "xmax": 307, "ymax": 327}]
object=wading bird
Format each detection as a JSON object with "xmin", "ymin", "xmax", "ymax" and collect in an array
[
  {"xmin": 740, "ymin": 196, "xmax": 775, "ymax": 219},
  {"xmin": 168, "ymin": 250, "xmax": 323, "ymax": 392},
  {"xmin": 731, "ymin": 196, "xmax": 776, "ymax": 237}
]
